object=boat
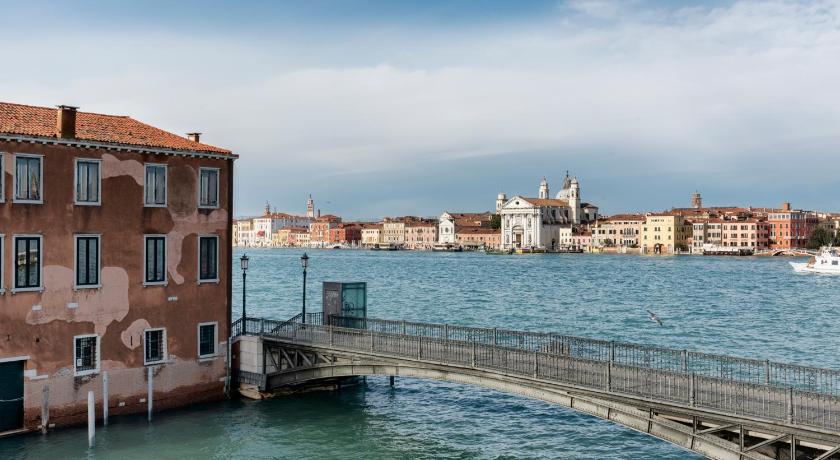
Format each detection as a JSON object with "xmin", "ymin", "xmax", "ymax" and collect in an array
[{"xmin": 790, "ymin": 247, "xmax": 840, "ymax": 274}]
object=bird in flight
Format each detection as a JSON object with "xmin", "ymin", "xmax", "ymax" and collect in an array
[{"xmin": 647, "ymin": 310, "xmax": 663, "ymax": 326}]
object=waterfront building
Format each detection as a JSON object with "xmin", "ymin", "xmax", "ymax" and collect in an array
[
  {"xmin": 455, "ymin": 226, "xmax": 500, "ymax": 250},
  {"xmin": 405, "ymin": 219, "xmax": 439, "ymax": 250},
  {"xmin": 272, "ymin": 226, "xmax": 308, "ymax": 247},
  {"xmin": 438, "ymin": 212, "xmax": 492, "ymax": 246},
  {"xmin": 309, "ymin": 214, "xmax": 341, "ymax": 248},
  {"xmin": 767, "ymin": 203, "xmax": 818, "ymax": 249},
  {"xmin": 235, "ymin": 219, "xmax": 255, "ymax": 247},
  {"xmin": 690, "ymin": 218, "xmax": 723, "ymax": 254},
  {"xmin": 382, "ymin": 217, "xmax": 410, "ymax": 247},
  {"xmin": 591, "ymin": 214, "xmax": 644, "ymax": 248},
  {"xmin": 251, "ymin": 206, "xmax": 312, "ymax": 247},
  {"xmin": 640, "ymin": 214, "xmax": 690, "ymax": 254},
  {"xmin": 328, "ymin": 223, "xmax": 362, "ymax": 246},
  {"xmin": 361, "ymin": 224, "xmax": 383, "ymax": 248},
  {"xmin": 498, "ymin": 175, "xmax": 598, "ymax": 250},
  {"xmin": 0, "ymin": 102, "xmax": 235, "ymax": 432},
  {"xmin": 290, "ymin": 227, "xmax": 310, "ymax": 247},
  {"xmin": 720, "ymin": 219, "xmax": 769, "ymax": 249}
]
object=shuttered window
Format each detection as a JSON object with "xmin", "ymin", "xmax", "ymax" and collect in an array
[
  {"xmin": 76, "ymin": 236, "xmax": 100, "ymax": 287},
  {"xmin": 144, "ymin": 164, "xmax": 167, "ymax": 206}
]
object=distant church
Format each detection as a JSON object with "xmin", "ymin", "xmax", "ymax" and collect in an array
[{"xmin": 497, "ymin": 173, "xmax": 598, "ymax": 250}]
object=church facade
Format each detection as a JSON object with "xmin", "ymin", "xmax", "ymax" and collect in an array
[{"xmin": 498, "ymin": 175, "xmax": 598, "ymax": 250}]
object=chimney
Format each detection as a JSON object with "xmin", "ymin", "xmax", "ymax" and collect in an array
[
  {"xmin": 186, "ymin": 132, "xmax": 202, "ymax": 143},
  {"xmin": 782, "ymin": 202, "xmax": 791, "ymax": 211},
  {"xmin": 56, "ymin": 105, "xmax": 78, "ymax": 139}
]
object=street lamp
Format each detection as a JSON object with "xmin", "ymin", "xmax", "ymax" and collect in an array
[
  {"xmin": 300, "ymin": 253, "xmax": 309, "ymax": 324},
  {"xmin": 240, "ymin": 254, "xmax": 249, "ymax": 326}
]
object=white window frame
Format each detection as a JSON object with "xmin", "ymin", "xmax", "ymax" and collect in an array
[
  {"xmin": 73, "ymin": 334, "xmax": 101, "ymax": 376},
  {"xmin": 143, "ymin": 327, "xmax": 167, "ymax": 365},
  {"xmin": 13, "ymin": 153, "xmax": 44, "ymax": 204},
  {"xmin": 74, "ymin": 234, "xmax": 101, "ymax": 290},
  {"xmin": 197, "ymin": 235, "xmax": 220, "ymax": 284},
  {"xmin": 143, "ymin": 234, "xmax": 168, "ymax": 286},
  {"xmin": 197, "ymin": 167, "xmax": 220, "ymax": 209},
  {"xmin": 197, "ymin": 321, "xmax": 218, "ymax": 359},
  {"xmin": 143, "ymin": 163, "xmax": 168, "ymax": 208},
  {"xmin": 11, "ymin": 234, "xmax": 44, "ymax": 293},
  {"xmin": 74, "ymin": 158, "xmax": 102, "ymax": 206}
]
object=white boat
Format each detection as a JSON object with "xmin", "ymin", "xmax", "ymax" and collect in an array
[{"xmin": 790, "ymin": 247, "xmax": 840, "ymax": 274}]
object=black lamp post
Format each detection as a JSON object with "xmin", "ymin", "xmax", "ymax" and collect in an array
[
  {"xmin": 240, "ymin": 254, "xmax": 249, "ymax": 325},
  {"xmin": 300, "ymin": 253, "xmax": 309, "ymax": 324}
]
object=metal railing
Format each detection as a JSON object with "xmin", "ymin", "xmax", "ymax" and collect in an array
[
  {"xmin": 324, "ymin": 315, "xmax": 840, "ymax": 396},
  {"xmin": 234, "ymin": 316, "xmax": 840, "ymax": 432}
]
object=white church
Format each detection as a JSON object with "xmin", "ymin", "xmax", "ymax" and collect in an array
[{"xmin": 497, "ymin": 174, "xmax": 598, "ymax": 250}]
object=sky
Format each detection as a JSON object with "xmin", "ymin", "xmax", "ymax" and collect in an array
[{"xmin": 1, "ymin": 0, "xmax": 838, "ymax": 219}]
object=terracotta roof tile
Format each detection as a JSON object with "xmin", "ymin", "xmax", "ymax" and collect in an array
[{"xmin": 0, "ymin": 102, "xmax": 232, "ymax": 155}]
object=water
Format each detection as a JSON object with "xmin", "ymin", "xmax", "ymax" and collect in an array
[{"xmin": 3, "ymin": 249, "xmax": 838, "ymax": 459}]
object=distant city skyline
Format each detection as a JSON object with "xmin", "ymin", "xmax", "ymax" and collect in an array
[{"xmin": 2, "ymin": 0, "xmax": 838, "ymax": 218}]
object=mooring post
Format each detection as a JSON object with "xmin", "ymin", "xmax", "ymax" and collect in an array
[
  {"xmin": 147, "ymin": 367, "xmax": 153, "ymax": 422},
  {"xmin": 764, "ymin": 360, "xmax": 771, "ymax": 385},
  {"xmin": 786, "ymin": 387, "xmax": 794, "ymax": 424},
  {"xmin": 41, "ymin": 385, "xmax": 49, "ymax": 434},
  {"xmin": 402, "ymin": 320, "xmax": 406, "ymax": 335},
  {"xmin": 87, "ymin": 390, "xmax": 95, "ymax": 447},
  {"xmin": 103, "ymin": 372, "xmax": 109, "ymax": 426},
  {"xmin": 389, "ymin": 376, "xmax": 395, "ymax": 387},
  {"xmin": 689, "ymin": 373, "xmax": 696, "ymax": 407}
]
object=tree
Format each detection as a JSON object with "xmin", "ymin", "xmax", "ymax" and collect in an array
[
  {"xmin": 807, "ymin": 226, "xmax": 833, "ymax": 249},
  {"xmin": 490, "ymin": 214, "xmax": 501, "ymax": 230}
]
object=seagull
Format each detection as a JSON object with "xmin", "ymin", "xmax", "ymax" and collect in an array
[{"xmin": 647, "ymin": 310, "xmax": 663, "ymax": 326}]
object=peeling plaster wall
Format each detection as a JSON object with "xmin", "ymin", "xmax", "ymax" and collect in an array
[{"xmin": 0, "ymin": 141, "xmax": 233, "ymax": 430}]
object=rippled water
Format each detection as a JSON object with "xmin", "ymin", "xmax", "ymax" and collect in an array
[{"xmin": 3, "ymin": 249, "xmax": 837, "ymax": 459}]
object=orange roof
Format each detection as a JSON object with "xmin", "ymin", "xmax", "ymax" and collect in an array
[
  {"xmin": 521, "ymin": 198, "xmax": 569, "ymax": 207},
  {"xmin": 604, "ymin": 214, "xmax": 645, "ymax": 222},
  {"xmin": 0, "ymin": 102, "xmax": 232, "ymax": 155}
]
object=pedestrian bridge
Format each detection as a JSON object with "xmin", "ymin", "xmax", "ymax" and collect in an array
[{"xmin": 232, "ymin": 314, "xmax": 840, "ymax": 460}]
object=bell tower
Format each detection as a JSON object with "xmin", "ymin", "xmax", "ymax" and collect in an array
[
  {"xmin": 538, "ymin": 177, "xmax": 549, "ymax": 199},
  {"xmin": 306, "ymin": 194, "xmax": 315, "ymax": 218},
  {"xmin": 569, "ymin": 177, "xmax": 581, "ymax": 224}
]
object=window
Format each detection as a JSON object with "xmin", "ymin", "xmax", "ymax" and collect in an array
[
  {"xmin": 198, "ymin": 168, "xmax": 219, "ymax": 208},
  {"xmin": 74, "ymin": 335, "xmax": 100, "ymax": 376},
  {"xmin": 144, "ymin": 164, "xmax": 167, "ymax": 207},
  {"xmin": 14, "ymin": 236, "xmax": 41, "ymax": 291},
  {"xmin": 144, "ymin": 236, "xmax": 166, "ymax": 285},
  {"xmin": 75, "ymin": 159, "xmax": 101, "ymax": 205},
  {"xmin": 14, "ymin": 154, "xmax": 43, "ymax": 203},
  {"xmin": 75, "ymin": 235, "xmax": 100, "ymax": 288},
  {"xmin": 144, "ymin": 328, "xmax": 166, "ymax": 365},
  {"xmin": 198, "ymin": 322, "xmax": 218, "ymax": 358},
  {"xmin": 198, "ymin": 236, "xmax": 219, "ymax": 282}
]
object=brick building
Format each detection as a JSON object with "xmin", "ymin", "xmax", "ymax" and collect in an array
[{"xmin": 0, "ymin": 102, "xmax": 235, "ymax": 433}]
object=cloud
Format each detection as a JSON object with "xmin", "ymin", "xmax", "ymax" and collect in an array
[{"xmin": 1, "ymin": 0, "xmax": 838, "ymax": 216}]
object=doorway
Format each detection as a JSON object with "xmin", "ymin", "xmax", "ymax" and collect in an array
[{"xmin": 0, "ymin": 360, "xmax": 24, "ymax": 432}]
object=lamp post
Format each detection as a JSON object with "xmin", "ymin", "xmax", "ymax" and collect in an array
[
  {"xmin": 300, "ymin": 253, "xmax": 309, "ymax": 324},
  {"xmin": 240, "ymin": 254, "xmax": 249, "ymax": 325}
]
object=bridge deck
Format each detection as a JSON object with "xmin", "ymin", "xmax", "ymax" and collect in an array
[{"xmin": 233, "ymin": 315, "xmax": 840, "ymax": 459}]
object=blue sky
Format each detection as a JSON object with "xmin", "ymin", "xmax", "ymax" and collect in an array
[{"xmin": 1, "ymin": 0, "xmax": 838, "ymax": 219}]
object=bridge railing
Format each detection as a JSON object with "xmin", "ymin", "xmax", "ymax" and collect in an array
[
  {"xmin": 325, "ymin": 315, "xmax": 840, "ymax": 396},
  {"xmin": 246, "ymin": 318, "xmax": 840, "ymax": 432}
]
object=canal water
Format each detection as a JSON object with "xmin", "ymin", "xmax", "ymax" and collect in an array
[{"xmin": 2, "ymin": 250, "xmax": 838, "ymax": 459}]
